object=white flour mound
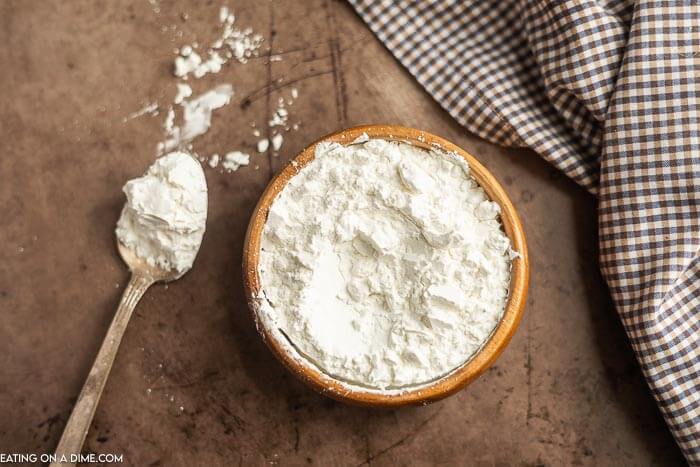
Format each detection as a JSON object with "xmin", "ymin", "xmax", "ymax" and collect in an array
[
  {"xmin": 116, "ymin": 152, "xmax": 207, "ymax": 273},
  {"xmin": 256, "ymin": 138, "xmax": 515, "ymax": 390}
]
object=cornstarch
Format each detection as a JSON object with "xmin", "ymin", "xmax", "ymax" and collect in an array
[
  {"xmin": 256, "ymin": 138, "xmax": 515, "ymax": 390},
  {"xmin": 116, "ymin": 152, "xmax": 207, "ymax": 273}
]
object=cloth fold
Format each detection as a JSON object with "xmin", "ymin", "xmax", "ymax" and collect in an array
[{"xmin": 349, "ymin": 0, "xmax": 700, "ymax": 463}]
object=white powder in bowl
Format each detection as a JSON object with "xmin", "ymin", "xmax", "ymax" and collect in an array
[
  {"xmin": 256, "ymin": 138, "xmax": 515, "ymax": 390},
  {"xmin": 116, "ymin": 152, "xmax": 207, "ymax": 274}
]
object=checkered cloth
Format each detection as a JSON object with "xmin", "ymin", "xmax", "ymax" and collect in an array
[{"xmin": 349, "ymin": 0, "xmax": 700, "ymax": 463}]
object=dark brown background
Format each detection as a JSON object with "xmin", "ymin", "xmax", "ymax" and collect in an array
[{"xmin": 0, "ymin": 1, "xmax": 686, "ymax": 465}]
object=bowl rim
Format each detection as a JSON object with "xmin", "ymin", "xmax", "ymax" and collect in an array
[{"xmin": 242, "ymin": 124, "xmax": 529, "ymax": 407}]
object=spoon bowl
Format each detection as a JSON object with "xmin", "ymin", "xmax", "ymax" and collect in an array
[{"xmin": 117, "ymin": 236, "xmax": 184, "ymax": 282}]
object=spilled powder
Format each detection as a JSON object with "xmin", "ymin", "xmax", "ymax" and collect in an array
[
  {"xmin": 123, "ymin": 103, "xmax": 158, "ymax": 122},
  {"xmin": 256, "ymin": 138, "xmax": 269, "ymax": 153},
  {"xmin": 173, "ymin": 83, "xmax": 192, "ymax": 104},
  {"xmin": 271, "ymin": 133, "xmax": 283, "ymax": 151},
  {"xmin": 124, "ymin": 5, "xmax": 301, "ymax": 174},
  {"xmin": 158, "ymin": 84, "xmax": 234, "ymax": 154},
  {"xmin": 173, "ymin": 6, "xmax": 263, "ymax": 79},
  {"xmin": 221, "ymin": 151, "xmax": 250, "ymax": 171}
]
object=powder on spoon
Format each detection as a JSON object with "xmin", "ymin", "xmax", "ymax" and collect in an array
[
  {"xmin": 256, "ymin": 138, "xmax": 516, "ymax": 390},
  {"xmin": 116, "ymin": 152, "xmax": 207, "ymax": 273}
]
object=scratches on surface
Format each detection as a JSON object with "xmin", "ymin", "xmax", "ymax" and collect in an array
[
  {"xmin": 294, "ymin": 423, "xmax": 300, "ymax": 451},
  {"xmin": 266, "ymin": 34, "xmax": 366, "ymax": 58},
  {"xmin": 323, "ymin": 0, "xmax": 348, "ymax": 125},
  {"xmin": 239, "ymin": 70, "xmax": 334, "ymax": 108},
  {"xmin": 356, "ymin": 406, "xmax": 445, "ymax": 466},
  {"xmin": 148, "ymin": 369, "xmax": 220, "ymax": 392},
  {"xmin": 526, "ymin": 310, "xmax": 533, "ymax": 426},
  {"xmin": 264, "ymin": 1, "xmax": 276, "ymax": 179},
  {"xmin": 363, "ymin": 412, "xmax": 372, "ymax": 466}
]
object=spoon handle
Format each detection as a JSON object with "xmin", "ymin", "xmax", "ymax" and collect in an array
[{"xmin": 51, "ymin": 272, "xmax": 154, "ymax": 466}]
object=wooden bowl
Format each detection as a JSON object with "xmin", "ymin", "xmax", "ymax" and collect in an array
[{"xmin": 242, "ymin": 125, "xmax": 529, "ymax": 407}]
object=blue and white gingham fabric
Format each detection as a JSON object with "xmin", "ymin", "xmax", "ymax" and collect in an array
[{"xmin": 349, "ymin": 0, "xmax": 700, "ymax": 463}]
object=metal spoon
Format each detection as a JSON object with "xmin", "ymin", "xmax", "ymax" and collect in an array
[{"xmin": 49, "ymin": 242, "xmax": 189, "ymax": 466}]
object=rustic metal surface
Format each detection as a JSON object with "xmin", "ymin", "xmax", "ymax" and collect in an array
[{"xmin": 0, "ymin": 0, "xmax": 684, "ymax": 465}]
